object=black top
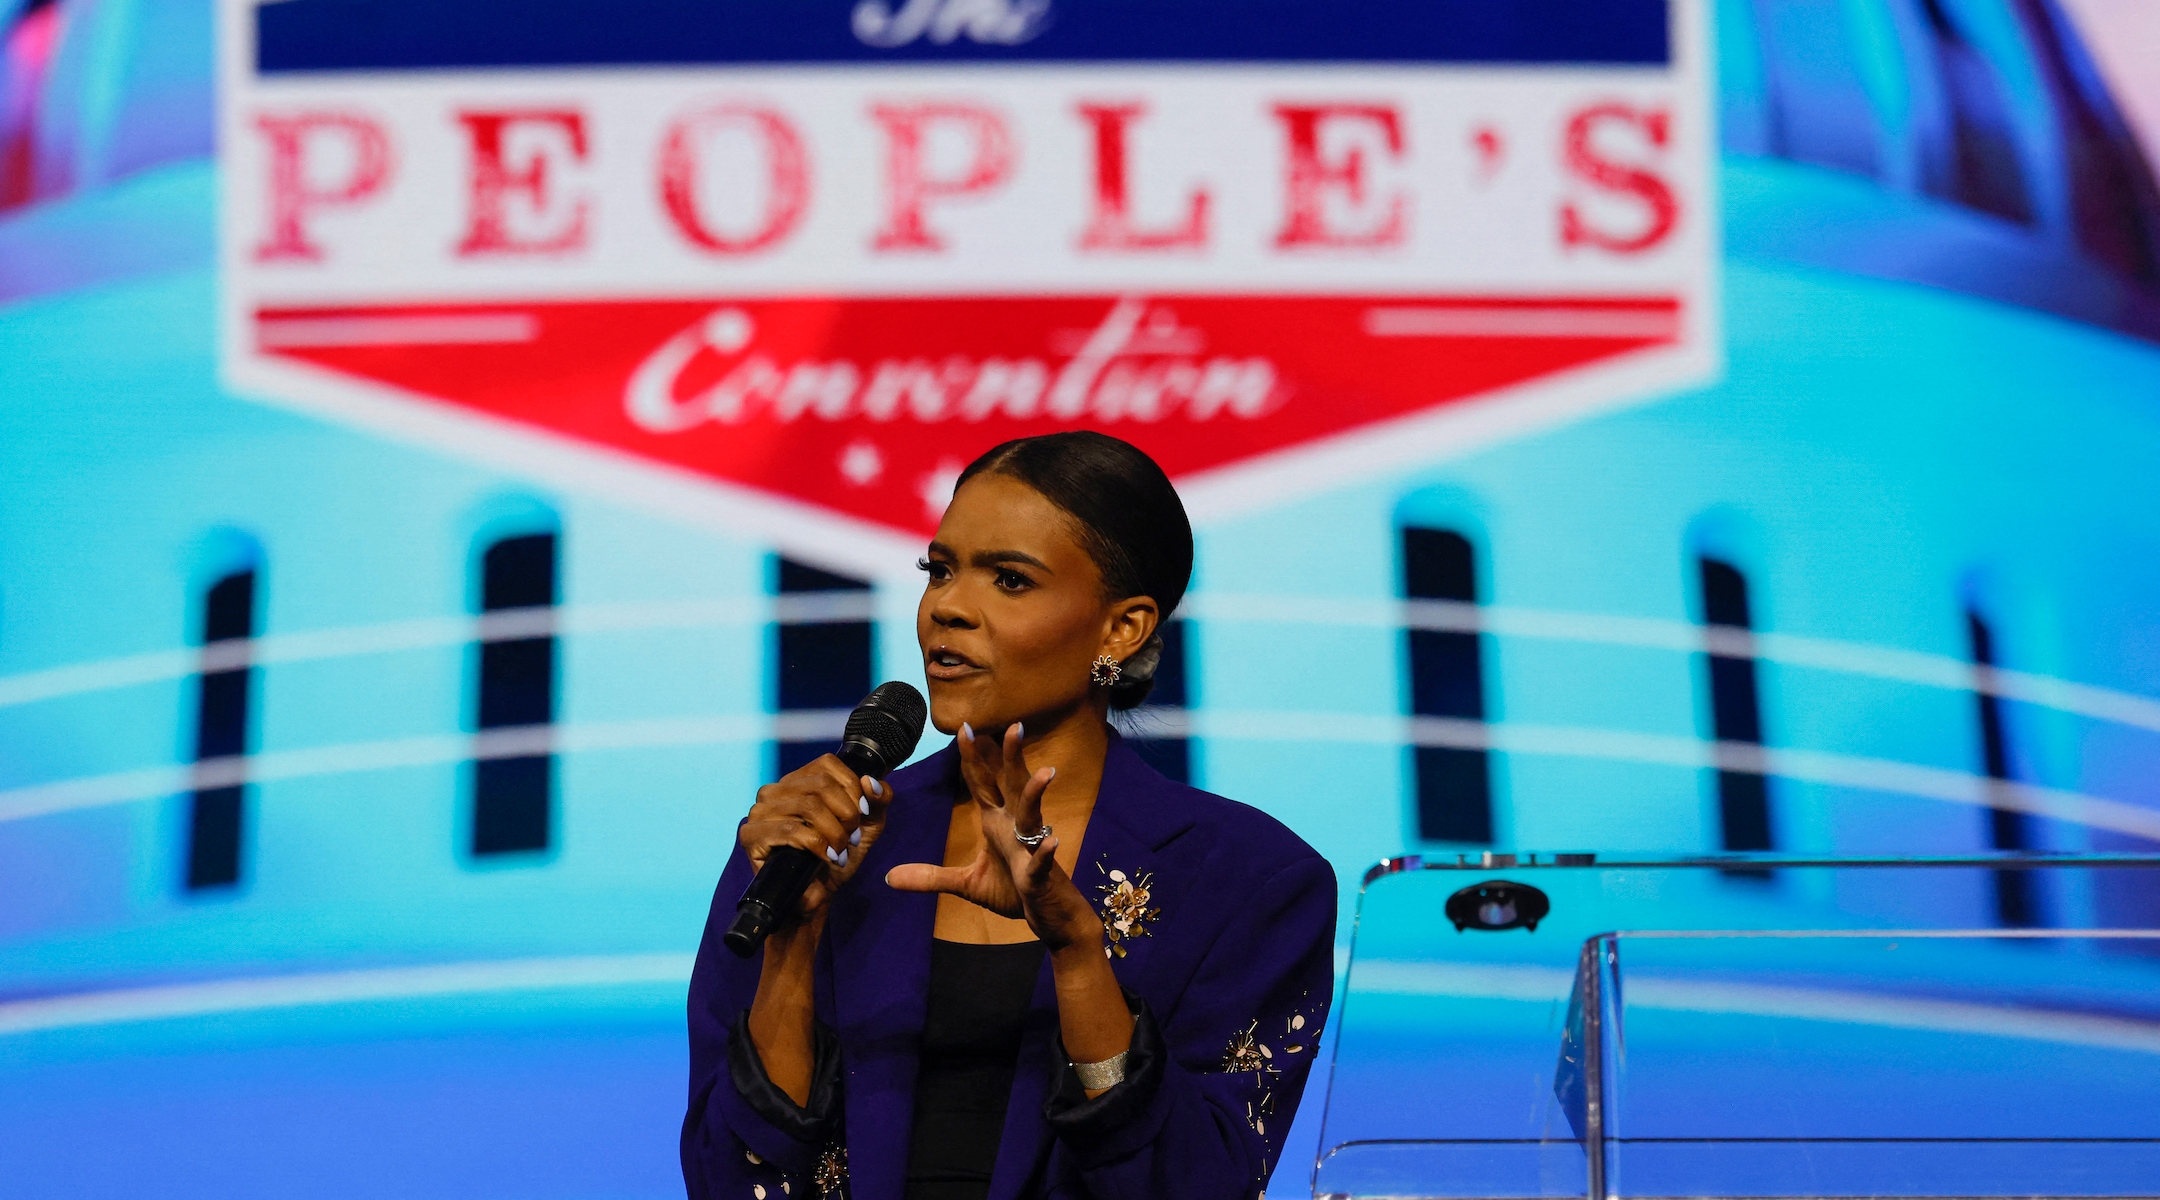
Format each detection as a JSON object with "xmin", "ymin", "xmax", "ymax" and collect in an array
[{"xmin": 905, "ymin": 938, "xmax": 1048, "ymax": 1200}]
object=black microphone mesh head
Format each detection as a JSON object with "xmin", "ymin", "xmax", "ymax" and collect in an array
[{"xmin": 841, "ymin": 681, "xmax": 928, "ymax": 777}]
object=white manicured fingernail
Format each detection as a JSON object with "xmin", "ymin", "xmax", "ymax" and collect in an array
[
  {"xmin": 869, "ymin": 778, "xmax": 884, "ymax": 798},
  {"xmin": 961, "ymin": 721, "xmax": 974, "ymax": 741},
  {"xmin": 839, "ymin": 849, "xmax": 850, "ymax": 867},
  {"xmin": 849, "ymin": 828, "xmax": 862, "ymax": 847},
  {"xmin": 825, "ymin": 846, "xmax": 842, "ymax": 865},
  {"xmin": 1046, "ymin": 766, "xmax": 1056, "ymax": 781},
  {"xmin": 859, "ymin": 796, "xmax": 871, "ymax": 816},
  {"xmin": 1014, "ymin": 722, "xmax": 1024, "ymax": 739}
]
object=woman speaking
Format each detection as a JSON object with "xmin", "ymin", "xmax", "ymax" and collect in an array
[{"xmin": 683, "ymin": 432, "xmax": 1336, "ymax": 1200}]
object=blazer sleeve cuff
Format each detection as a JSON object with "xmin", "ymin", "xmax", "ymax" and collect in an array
[
  {"xmin": 719, "ymin": 1009, "xmax": 843, "ymax": 1175},
  {"xmin": 1042, "ymin": 989, "xmax": 1178, "ymax": 1160}
]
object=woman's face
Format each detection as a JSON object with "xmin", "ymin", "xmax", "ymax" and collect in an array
[{"xmin": 917, "ymin": 473, "xmax": 1154, "ymax": 735}]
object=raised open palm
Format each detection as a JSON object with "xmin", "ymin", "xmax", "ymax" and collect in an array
[{"xmin": 885, "ymin": 723, "xmax": 1099, "ymax": 950}]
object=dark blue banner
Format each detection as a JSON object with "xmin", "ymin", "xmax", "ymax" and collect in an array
[{"xmin": 257, "ymin": 0, "xmax": 1670, "ymax": 73}]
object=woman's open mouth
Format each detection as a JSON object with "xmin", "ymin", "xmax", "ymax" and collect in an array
[{"xmin": 925, "ymin": 647, "xmax": 983, "ymax": 681}]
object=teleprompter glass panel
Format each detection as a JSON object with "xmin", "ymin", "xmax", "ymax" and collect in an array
[
  {"xmin": 1601, "ymin": 929, "xmax": 2160, "ymax": 1198},
  {"xmin": 1313, "ymin": 855, "xmax": 2160, "ymax": 1200}
]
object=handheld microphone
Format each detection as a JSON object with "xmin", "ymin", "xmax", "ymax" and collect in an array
[{"xmin": 723, "ymin": 681, "xmax": 928, "ymax": 958}]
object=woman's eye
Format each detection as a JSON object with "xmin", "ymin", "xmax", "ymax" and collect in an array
[
  {"xmin": 917, "ymin": 558, "xmax": 952, "ymax": 583},
  {"xmin": 994, "ymin": 568, "xmax": 1033, "ymax": 591}
]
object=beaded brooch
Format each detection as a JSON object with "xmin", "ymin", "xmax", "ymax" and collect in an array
[{"xmin": 1094, "ymin": 863, "xmax": 1161, "ymax": 958}]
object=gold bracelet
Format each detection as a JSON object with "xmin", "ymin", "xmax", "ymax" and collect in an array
[{"xmin": 1071, "ymin": 1050, "xmax": 1129, "ymax": 1090}]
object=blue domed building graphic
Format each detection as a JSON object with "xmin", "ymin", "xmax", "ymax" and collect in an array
[{"xmin": 3, "ymin": 1, "xmax": 2160, "ymax": 1195}]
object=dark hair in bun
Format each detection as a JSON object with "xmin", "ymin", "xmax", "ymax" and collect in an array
[{"xmin": 957, "ymin": 431, "xmax": 1193, "ymax": 710}]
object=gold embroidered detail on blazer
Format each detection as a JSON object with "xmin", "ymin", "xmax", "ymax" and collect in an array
[
  {"xmin": 1221, "ymin": 1019, "xmax": 1277, "ymax": 1075},
  {"xmin": 1226, "ymin": 997, "xmax": 1325, "ymax": 1149},
  {"xmin": 1094, "ymin": 863, "xmax": 1161, "ymax": 958},
  {"xmin": 813, "ymin": 1141, "xmax": 847, "ymax": 1198}
]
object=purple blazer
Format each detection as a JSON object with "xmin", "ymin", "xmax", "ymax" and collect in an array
[{"xmin": 682, "ymin": 733, "xmax": 1337, "ymax": 1200}]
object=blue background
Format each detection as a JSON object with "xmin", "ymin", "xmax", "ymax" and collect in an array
[{"xmin": 3, "ymin": 0, "xmax": 2160, "ymax": 1196}]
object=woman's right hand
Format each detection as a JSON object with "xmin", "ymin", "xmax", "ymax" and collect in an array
[{"xmin": 737, "ymin": 754, "xmax": 889, "ymax": 923}]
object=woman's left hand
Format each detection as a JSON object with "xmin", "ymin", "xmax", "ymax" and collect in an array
[{"xmin": 885, "ymin": 723, "xmax": 1103, "ymax": 953}]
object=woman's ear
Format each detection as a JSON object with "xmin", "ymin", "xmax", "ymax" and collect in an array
[{"xmin": 1101, "ymin": 596, "xmax": 1160, "ymax": 661}]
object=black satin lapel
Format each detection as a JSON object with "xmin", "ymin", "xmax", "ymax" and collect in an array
[{"xmin": 829, "ymin": 789, "xmax": 944, "ymax": 1200}]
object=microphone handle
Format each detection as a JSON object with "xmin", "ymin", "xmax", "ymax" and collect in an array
[
  {"xmin": 721, "ymin": 744, "xmax": 885, "ymax": 958},
  {"xmin": 721, "ymin": 845, "xmax": 823, "ymax": 958}
]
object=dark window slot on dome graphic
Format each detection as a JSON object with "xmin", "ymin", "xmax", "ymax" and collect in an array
[
  {"xmin": 1126, "ymin": 618, "xmax": 1192, "ymax": 785},
  {"xmin": 471, "ymin": 532, "xmax": 557, "ymax": 857},
  {"xmin": 1746, "ymin": 0, "xmax": 1884, "ymax": 179},
  {"xmin": 774, "ymin": 557, "xmax": 874, "ymax": 779},
  {"xmin": 1403, "ymin": 527, "xmax": 1493, "ymax": 845},
  {"xmin": 1698, "ymin": 557, "xmax": 1774, "ymax": 873},
  {"xmin": 2009, "ymin": 0, "xmax": 2160, "ymax": 284},
  {"xmin": 1917, "ymin": 0, "xmax": 2037, "ymax": 226},
  {"xmin": 186, "ymin": 568, "xmax": 257, "ymax": 891},
  {"xmin": 1969, "ymin": 609, "xmax": 2039, "ymax": 927}
]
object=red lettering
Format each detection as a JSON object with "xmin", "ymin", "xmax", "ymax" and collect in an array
[
  {"xmin": 1077, "ymin": 102, "xmax": 1208, "ymax": 252},
  {"xmin": 1271, "ymin": 104, "xmax": 1407, "ymax": 249},
  {"xmin": 659, "ymin": 104, "xmax": 810, "ymax": 255},
  {"xmin": 455, "ymin": 110, "xmax": 590, "ymax": 257},
  {"xmin": 252, "ymin": 112, "xmax": 393, "ymax": 264},
  {"xmin": 1559, "ymin": 103, "xmax": 1678, "ymax": 254},
  {"xmin": 870, "ymin": 103, "xmax": 1014, "ymax": 252}
]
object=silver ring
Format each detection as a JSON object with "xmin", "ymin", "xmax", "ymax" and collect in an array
[{"xmin": 1014, "ymin": 823, "xmax": 1052, "ymax": 851}]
